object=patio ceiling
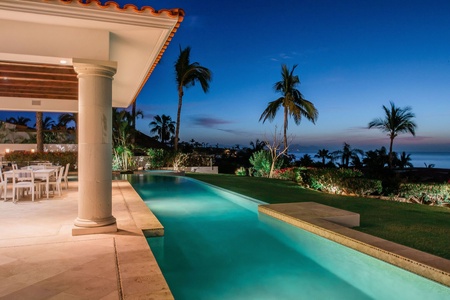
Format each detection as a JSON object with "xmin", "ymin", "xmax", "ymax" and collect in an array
[
  {"xmin": 0, "ymin": 60, "xmax": 78, "ymax": 100},
  {"xmin": 0, "ymin": 0, "xmax": 184, "ymax": 112}
]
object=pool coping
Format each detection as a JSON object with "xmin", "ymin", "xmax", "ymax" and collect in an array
[{"xmin": 259, "ymin": 202, "xmax": 450, "ymax": 288}]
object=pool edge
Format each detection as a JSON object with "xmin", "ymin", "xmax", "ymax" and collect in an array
[{"xmin": 259, "ymin": 203, "xmax": 450, "ymax": 288}]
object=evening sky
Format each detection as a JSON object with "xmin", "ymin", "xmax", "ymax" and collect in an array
[{"xmin": 4, "ymin": 0, "xmax": 450, "ymax": 152}]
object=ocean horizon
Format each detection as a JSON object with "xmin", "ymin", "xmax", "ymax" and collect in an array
[{"xmin": 291, "ymin": 151, "xmax": 450, "ymax": 169}]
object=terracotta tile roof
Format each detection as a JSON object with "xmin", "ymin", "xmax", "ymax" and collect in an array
[{"xmin": 43, "ymin": 0, "xmax": 185, "ymax": 103}]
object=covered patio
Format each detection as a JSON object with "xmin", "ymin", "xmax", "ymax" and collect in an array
[
  {"xmin": 0, "ymin": 0, "xmax": 183, "ymax": 298},
  {"xmin": 0, "ymin": 0, "xmax": 183, "ymax": 234},
  {"xmin": 0, "ymin": 180, "xmax": 173, "ymax": 299}
]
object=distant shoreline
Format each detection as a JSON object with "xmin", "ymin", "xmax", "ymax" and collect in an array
[{"xmin": 290, "ymin": 151, "xmax": 450, "ymax": 170}]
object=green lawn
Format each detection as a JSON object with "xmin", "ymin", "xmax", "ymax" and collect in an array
[{"xmin": 187, "ymin": 173, "xmax": 450, "ymax": 260}]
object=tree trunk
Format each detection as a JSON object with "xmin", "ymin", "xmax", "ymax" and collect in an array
[
  {"xmin": 131, "ymin": 100, "xmax": 136, "ymax": 145},
  {"xmin": 388, "ymin": 135, "xmax": 394, "ymax": 169},
  {"xmin": 174, "ymin": 87, "xmax": 183, "ymax": 151},
  {"xmin": 283, "ymin": 106, "xmax": 288, "ymax": 151},
  {"xmin": 36, "ymin": 112, "xmax": 44, "ymax": 152}
]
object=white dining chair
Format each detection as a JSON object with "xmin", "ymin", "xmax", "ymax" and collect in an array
[
  {"xmin": 39, "ymin": 166, "xmax": 64, "ymax": 197},
  {"xmin": 12, "ymin": 170, "xmax": 40, "ymax": 203},
  {"xmin": 63, "ymin": 163, "xmax": 70, "ymax": 189},
  {"xmin": 0, "ymin": 168, "xmax": 9, "ymax": 201}
]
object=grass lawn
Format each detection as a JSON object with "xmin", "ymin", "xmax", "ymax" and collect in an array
[{"xmin": 187, "ymin": 173, "xmax": 450, "ymax": 260}]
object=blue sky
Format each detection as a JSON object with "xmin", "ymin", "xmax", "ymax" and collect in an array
[
  {"xmin": 132, "ymin": 0, "xmax": 450, "ymax": 152},
  {"xmin": 4, "ymin": 1, "xmax": 450, "ymax": 152}
]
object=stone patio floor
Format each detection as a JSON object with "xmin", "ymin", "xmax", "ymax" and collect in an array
[{"xmin": 0, "ymin": 180, "xmax": 172, "ymax": 300}]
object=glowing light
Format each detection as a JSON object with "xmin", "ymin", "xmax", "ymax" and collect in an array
[
  {"xmin": 5, "ymin": 149, "xmax": 10, "ymax": 153},
  {"xmin": 60, "ymin": 59, "xmax": 67, "ymax": 64}
]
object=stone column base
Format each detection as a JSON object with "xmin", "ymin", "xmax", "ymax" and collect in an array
[{"xmin": 72, "ymin": 223, "xmax": 117, "ymax": 236}]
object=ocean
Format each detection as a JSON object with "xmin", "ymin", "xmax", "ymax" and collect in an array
[{"xmin": 291, "ymin": 151, "xmax": 450, "ymax": 169}]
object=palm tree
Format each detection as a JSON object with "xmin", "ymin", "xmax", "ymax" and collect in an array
[
  {"xmin": 394, "ymin": 151, "xmax": 413, "ymax": 169},
  {"xmin": 6, "ymin": 116, "xmax": 31, "ymax": 126},
  {"xmin": 57, "ymin": 113, "xmax": 78, "ymax": 143},
  {"xmin": 249, "ymin": 139, "xmax": 265, "ymax": 152},
  {"xmin": 174, "ymin": 46, "xmax": 212, "ymax": 151},
  {"xmin": 260, "ymin": 64, "xmax": 318, "ymax": 150},
  {"xmin": 363, "ymin": 147, "xmax": 389, "ymax": 170},
  {"xmin": 368, "ymin": 101, "xmax": 417, "ymax": 168},
  {"xmin": 315, "ymin": 149, "xmax": 332, "ymax": 166},
  {"xmin": 35, "ymin": 112, "xmax": 44, "ymax": 152},
  {"xmin": 299, "ymin": 154, "xmax": 314, "ymax": 167},
  {"xmin": 332, "ymin": 143, "xmax": 364, "ymax": 168},
  {"xmin": 42, "ymin": 116, "xmax": 55, "ymax": 130},
  {"xmin": 149, "ymin": 114, "xmax": 176, "ymax": 144}
]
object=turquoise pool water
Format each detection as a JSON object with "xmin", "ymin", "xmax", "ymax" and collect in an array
[{"xmin": 129, "ymin": 174, "xmax": 450, "ymax": 300}]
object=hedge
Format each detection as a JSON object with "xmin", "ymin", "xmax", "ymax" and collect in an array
[
  {"xmin": 4, "ymin": 151, "xmax": 77, "ymax": 171},
  {"xmin": 296, "ymin": 168, "xmax": 382, "ymax": 196},
  {"xmin": 399, "ymin": 183, "xmax": 450, "ymax": 205}
]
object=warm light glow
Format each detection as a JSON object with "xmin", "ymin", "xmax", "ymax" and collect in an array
[
  {"xmin": 5, "ymin": 149, "xmax": 10, "ymax": 153},
  {"xmin": 31, "ymin": 149, "xmax": 35, "ymax": 153},
  {"xmin": 59, "ymin": 59, "xmax": 67, "ymax": 64}
]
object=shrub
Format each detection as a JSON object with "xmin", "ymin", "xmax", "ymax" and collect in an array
[
  {"xmin": 146, "ymin": 148, "xmax": 168, "ymax": 169},
  {"xmin": 235, "ymin": 167, "xmax": 247, "ymax": 176},
  {"xmin": 341, "ymin": 177, "xmax": 382, "ymax": 196},
  {"xmin": 296, "ymin": 168, "xmax": 381, "ymax": 196},
  {"xmin": 4, "ymin": 151, "xmax": 77, "ymax": 171},
  {"xmin": 399, "ymin": 183, "xmax": 450, "ymax": 205},
  {"xmin": 249, "ymin": 150, "xmax": 271, "ymax": 177},
  {"xmin": 273, "ymin": 167, "xmax": 296, "ymax": 181}
]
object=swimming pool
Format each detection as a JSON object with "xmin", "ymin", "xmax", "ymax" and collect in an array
[{"xmin": 129, "ymin": 174, "xmax": 450, "ymax": 300}]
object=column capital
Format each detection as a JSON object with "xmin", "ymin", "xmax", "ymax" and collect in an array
[{"xmin": 73, "ymin": 58, "xmax": 117, "ymax": 79}]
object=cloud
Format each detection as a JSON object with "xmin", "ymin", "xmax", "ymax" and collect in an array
[
  {"xmin": 216, "ymin": 128, "xmax": 248, "ymax": 135},
  {"xmin": 268, "ymin": 51, "xmax": 299, "ymax": 62},
  {"xmin": 192, "ymin": 116, "xmax": 233, "ymax": 127},
  {"xmin": 186, "ymin": 15, "xmax": 201, "ymax": 28}
]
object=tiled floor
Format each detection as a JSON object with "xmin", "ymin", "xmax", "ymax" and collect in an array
[{"xmin": 0, "ymin": 180, "xmax": 172, "ymax": 299}]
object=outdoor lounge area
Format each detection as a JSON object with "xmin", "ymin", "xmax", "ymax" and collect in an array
[{"xmin": 0, "ymin": 1, "xmax": 183, "ymax": 297}]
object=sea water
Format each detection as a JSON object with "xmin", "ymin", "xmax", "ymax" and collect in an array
[
  {"xmin": 129, "ymin": 174, "xmax": 450, "ymax": 300},
  {"xmin": 292, "ymin": 151, "xmax": 450, "ymax": 169}
]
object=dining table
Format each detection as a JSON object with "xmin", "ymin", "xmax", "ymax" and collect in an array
[{"xmin": 4, "ymin": 167, "xmax": 60, "ymax": 199}]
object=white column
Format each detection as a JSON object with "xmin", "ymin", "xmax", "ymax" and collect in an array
[{"xmin": 72, "ymin": 59, "xmax": 117, "ymax": 234}]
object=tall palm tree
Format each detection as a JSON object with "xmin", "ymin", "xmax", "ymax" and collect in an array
[
  {"xmin": 368, "ymin": 101, "xmax": 417, "ymax": 168},
  {"xmin": 315, "ymin": 148, "xmax": 332, "ymax": 166},
  {"xmin": 174, "ymin": 46, "xmax": 212, "ymax": 151},
  {"xmin": 149, "ymin": 114, "xmax": 176, "ymax": 144},
  {"xmin": 260, "ymin": 64, "xmax": 318, "ymax": 150},
  {"xmin": 35, "ymin": 112, "xmax": 44, "ymax": 152}
]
